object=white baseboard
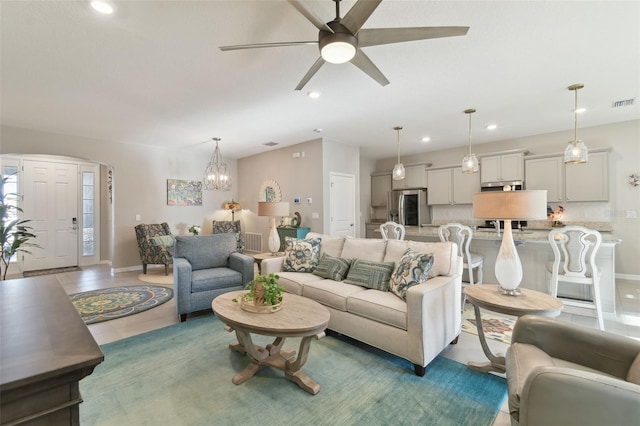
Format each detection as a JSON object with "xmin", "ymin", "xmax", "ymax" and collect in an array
[{"xmin": 615, "ymin": 273, "xmax": 640, "ymax": 281}]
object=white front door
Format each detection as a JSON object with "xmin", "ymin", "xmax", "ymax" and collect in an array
[
  {"xmin": 329, "ymin": 172, "xmax": 356, "ymax": 237},
  {"xmin": 22, "ymin": 160, "xmax": 79, "ymax": 271}
]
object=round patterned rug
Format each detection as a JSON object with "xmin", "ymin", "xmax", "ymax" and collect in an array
[{"xmin": 71, "ymin": 285, "xmax": 173, "ymax": 325}]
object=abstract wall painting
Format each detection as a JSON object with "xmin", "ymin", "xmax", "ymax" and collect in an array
[{"xmin": 167, "ymin": 179, "xmax": 202, "ymax": 206}]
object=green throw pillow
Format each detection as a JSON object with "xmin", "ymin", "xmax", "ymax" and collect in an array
[
  {"xmin": 389, "ymin": 248, "xmax": 434, "ymax": 300},
  {"xmin": 151, "ymin": 235, "xmax": 175, "ymax": 248},
  {"xmin": 343, "ymin": 259, "xmax": 395, "ymax": 291},
  {"xmin": 312, "ymin": 253, "xmax": 352, "ymax": 281},
  {"xmin": 282, "ymin": 237, "xmax": 321, "ymax": 272}
]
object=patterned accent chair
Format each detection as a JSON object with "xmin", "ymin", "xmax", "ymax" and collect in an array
[
  {"xmin": 134, "ymin": 222, "xmax": 174, "ymax": 275},
  {"xmin": 213, "ymin": 220, "xmax": 245, "ymax": 253}
]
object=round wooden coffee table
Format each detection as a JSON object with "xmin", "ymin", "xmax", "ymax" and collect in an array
[
  {"xmin": 212, "ymin": 290, "xmax": 330, "ymax": 395},
  {"xmin": 464, "ymin": 284, "xmax": 563, "ymax": 373}
]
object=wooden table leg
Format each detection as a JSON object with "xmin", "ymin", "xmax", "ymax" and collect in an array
[
  {"xmin": 284, "ymin": 332, "xmax": 325, "ymax": 395},
  {"xmin": 467, "ymin": 304, "xmax": 506, "ymax": 373}
]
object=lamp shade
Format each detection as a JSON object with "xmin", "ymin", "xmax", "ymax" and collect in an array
[
  {"xmin": 473, "ymin": 190, "xmax": 547, "ymax": 220},
  {"xmin": 258, "ymin": 202, "xmax": 289, "ymax": 217}
]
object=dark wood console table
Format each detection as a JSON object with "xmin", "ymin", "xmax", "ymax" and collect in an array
[{"xmin": 1, "ymin": 276, "xmax": 104, "ymax": 425}]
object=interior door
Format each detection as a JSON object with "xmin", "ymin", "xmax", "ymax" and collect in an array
[
  {"xmin": 22, "ymin": 160, "xmax": 79, "ymax": 271},
  {"xmin": 329, "ymin": 172, "xmax": 356, "ymax": 237}
]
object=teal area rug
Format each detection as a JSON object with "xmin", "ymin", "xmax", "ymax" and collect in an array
[
  {"xmin": 80, "ymin": 315, "xmax": 506, "ymax": 425},
  {"xmin": 70, "ymin": 285, "xmax": 173, "ymax": 324}
]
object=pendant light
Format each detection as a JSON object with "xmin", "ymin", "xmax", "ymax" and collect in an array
[
  {"xmin": 461, "ymin": 108, "xmax": 479, "ymax": 173},
  {"xmin": 392, "ymin": 125, "xmax": 405, "ymax": 181},
  {"xmin": 203, "ymin": 137, "xmax": 231, "ymax": 191},
  {"xmin": 564, "ymin": 83, "xmax": 588, "ymax": 164}
]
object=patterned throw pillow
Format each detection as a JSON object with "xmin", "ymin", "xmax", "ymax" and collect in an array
[
  {"xmin": 282, "ymin": 237, "xmax": 321, "ymax": 272},
  {"xmin": 389, "ymin": 248, "xmax": 434, "ymax": 300},
  {"xmin": 151, "ymin": 235, "xmax": 175, "ymax": 247},
  {"xmin": 343, "ymin": 259, "xmax": 395, "ymax": 291},
  {"xmin": 312, "ymin": 253, "xmax": 352, "ymax": 281}
]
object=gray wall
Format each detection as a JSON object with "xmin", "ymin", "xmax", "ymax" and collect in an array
[
  {"xmin": 369, "ymin": 119, "xmax": 640, "ymax": 277},
  {"xmin": 1, "ymin": 125, "xmax": 238, "ymax": 271}
]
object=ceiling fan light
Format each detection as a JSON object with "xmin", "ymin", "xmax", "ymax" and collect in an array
[
  {"xmin": 393, "ymin": 163, "xmax": 406, "ymax": 180},
  {"xmin": 462, "ymin": 153, "xmax": 479, "ymax": 173},
  {"xmin": 564, "ymin": 140, "xmax": 588, "ymax": 164},
  {"xmin": 321, "ymin": 41, "xmax": 356, "ymax": 64}
]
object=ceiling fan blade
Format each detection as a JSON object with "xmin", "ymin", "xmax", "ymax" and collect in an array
[
  {"xmin": 288, "ymin": 0, "xmax": 334, "ymax": 33},
  {"xmin": 358, "ymin": 26, "xmax": 469, "ymax": 47},
  {"xmin": 295, "ymin": 57, "xmax": 326, "ymax": 91},
  {"xmin": 341, "ymin": 0, "xmax": 383, "ymax": 35},
  {"xmin": 219, "ymin": 41, "xmax": 317, "ymax": 52},
  {"xmin": 350, "ymin": 49, "xmax": 389, "ymax": 87}
]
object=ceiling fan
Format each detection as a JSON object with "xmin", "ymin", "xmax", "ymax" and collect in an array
[{"xmin": 219, "ymin": 0, "xmax": 469, "ymax": 91}]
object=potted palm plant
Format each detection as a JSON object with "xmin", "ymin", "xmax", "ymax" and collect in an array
[{"xmin": 0, "ymin": 173, "xmax": 40, "ymax": 280}]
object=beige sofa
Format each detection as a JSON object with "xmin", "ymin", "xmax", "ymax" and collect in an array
[{"xmin": 261, "ymin": 232, "xmax": 463, "ymax": 376}]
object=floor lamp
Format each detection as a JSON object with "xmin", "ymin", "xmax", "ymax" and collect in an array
[
  {"xmin": 258, "ymin": 202, "xmax": 290, "ymax": 255},
  {"xmin": 473, "ymin": 189, "xmax": 547, "ymax": 295}
]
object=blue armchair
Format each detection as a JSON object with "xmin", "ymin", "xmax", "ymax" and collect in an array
[{"xmin": 173, "ymin": 234, "xmax": 254, "ymax": 322}]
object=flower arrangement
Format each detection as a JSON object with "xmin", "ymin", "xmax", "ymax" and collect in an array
[
  {"xmin": 236, "ymin": 273, "xmax": 285, "ymax": 313},
  {"xmin": 188, "ymin": 225, "xmax": 201, "ymax": 235}
]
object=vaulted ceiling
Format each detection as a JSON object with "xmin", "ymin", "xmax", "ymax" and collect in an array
[{"xmin": 1, "ymin": 1, "xmax": 638, "ymax": 160}]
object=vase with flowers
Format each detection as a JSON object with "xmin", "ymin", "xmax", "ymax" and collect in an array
[
  {"xmin": 239, "ymin": 273, "xmax": 285, "ymax": 313},
  {"xmin": 188, "ymin": 225, "xmax": 201, "ymax": 235}
]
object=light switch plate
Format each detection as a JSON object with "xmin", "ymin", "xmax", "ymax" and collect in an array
[{"xmin": 307, "ymin": 197, "xmax": 312, "ymax": 204}]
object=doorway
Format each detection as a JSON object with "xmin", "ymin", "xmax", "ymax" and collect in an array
[{"xmin": 329, "ymin": 172, "xmax": 356, "ymax": 237}]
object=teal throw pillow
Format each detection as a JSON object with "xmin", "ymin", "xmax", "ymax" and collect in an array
[
  {"xmin": 151, "ymin": 235, "xmax": 175, "ymax": 248},
  {"xmin": 282, "ymin": 237, "xmax": 321, "ymax": 272},
  {"xmin": 312, "ymin": 253, "xmax": 352, "ymax": 281},
  {"xmin": 389, "ymin": 248, "xmax": 434, "ymax": 300},
  {"xmin": 343, "ymin": 259, "xmax": 395, "ymax": 291}
]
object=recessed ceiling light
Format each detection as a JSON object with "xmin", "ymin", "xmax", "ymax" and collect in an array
[
  {"xmin": 307, "ymin": 91, "xmax": 321, "ymax": 99},
  {"xmin": 486, "ymin": 124, "xmax": 497, "ymax": 130},
  {"xmin": 575, "ymin": 107, "xmax": 586, "ymax": 114},
  {"xmin": 91, "ymin": 1, "xmax": 114, "ymax": 14},
  {"xmin": 421, "ymin": 136, "xmax": 431, "ymax": 143}
]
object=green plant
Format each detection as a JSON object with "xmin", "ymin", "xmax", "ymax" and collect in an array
[
  {"xmin": 188, "ymin": 225, "xmax": 201, "ymax": 235},
  {"xmin": 245, "ymin": 273, "xmax": 284, "ymax": 306},
  {"xmin": 0, "ymin": 173, "xmax": 40, "ymax": 280}
]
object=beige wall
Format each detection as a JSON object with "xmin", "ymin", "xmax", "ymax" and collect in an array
[
  {"xmin": 370, "ymin": 119, "xmax": 640, "ymax": 277},
  {"xmin": 322, "ymin": 139, "xmax": 361, "ymax": 234},
  {"xmin": 1, "ymin": 125, "xmax": 238, "ymax": 271}
]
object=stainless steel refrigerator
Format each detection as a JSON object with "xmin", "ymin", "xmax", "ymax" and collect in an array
[{"xmin": 388, "ymin": 188, "xmax": 430, "ymax": 227}]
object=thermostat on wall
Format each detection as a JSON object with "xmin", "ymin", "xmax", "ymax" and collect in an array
[{"xmin": 293, "ymin": 197, "xmax": 300, "ymax": 204}]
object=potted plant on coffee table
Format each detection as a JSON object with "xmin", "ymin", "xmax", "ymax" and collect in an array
[{"xmin": 239, "ymin": 273, "xmax": 285, "ymax": 313}]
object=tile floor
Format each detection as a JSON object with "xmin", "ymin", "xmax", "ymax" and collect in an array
[{"xmin": 23, "ymin": 265, "xmax": 640, "ymax": 426}]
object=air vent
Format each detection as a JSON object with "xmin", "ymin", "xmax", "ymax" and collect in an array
[
  {"xmin": 611, "ymin": 98, "xmax": 635, "ymax": 108},
  {"xmin": 263, "ymin": 141, "xmax": 278, "ymax": 147}
]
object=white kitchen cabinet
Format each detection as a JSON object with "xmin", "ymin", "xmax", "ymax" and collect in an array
[
  {"xmin": 392, "ymin": 164, "xmax": 427, "ymax": 189},
  {"xmin": 371, "ymin": 173, "xmax": 391, "ymax": 207},
  {"xmin": 565, "ymin": 151, "xmax": 609, "ymax": 202},
  {"xmin": 427, "ymin": 167, "xmax": 479, "ymax": 205},
  {"xmin": 524, "ymin": 151, "xmax": 609, "ymax": 202},
  {"xmin": 525, "ymin": 156, "xmax": 564, "ymax": 202},
  {"xmin": 481, "ymin": 153, "xmax": 523, "ymax": 183}
]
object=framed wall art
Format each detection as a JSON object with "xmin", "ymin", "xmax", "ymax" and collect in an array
[{"xmin": 167, "ymin": 179, "xmax": 202, "ymax": 206}]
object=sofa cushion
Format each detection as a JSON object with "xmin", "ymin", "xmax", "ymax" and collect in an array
[
  {"xmin": 312, "ymin": 253, "xmax": 352, "ymax": 281},
  {"xmin": 282, "ymin": 237, "xmax": 321, "ymax": 272},
  {"xmin": 174, "ymin": 234, "xmax": 236, "ymax": 270},
  {"xmin": 389, "ymin": 248, "xmax": 434, "ymax": 300},
  {"xmin": 277, "ymin": 272, "xmax": 324, "ymax": 295},
  {"xmin": 306, "ymin": 232, "xmax": 346, "ymax": 258},
  {"xmin": 628, "ymin": 353, "xmax": 640, "ymax": 384},
  {"xmin": 343, "ymin": 259, "xmax": 395, "ymax": 291},
  {"xmin": 303, "ymin": 279, "xmax": 366, "ymax": 312},
  {"xmin": 191, "ymin": 267, "xmax": 242, "ymax": 293},
  {"xmin": 340, "ymin": 238, "xmax": 387, "ymax": 262},
  {"xmin": 347, "ymin": 289, "xmax": 407, "ymax": 330},
  {"xmin": 384, "ymin": 240, "xmax": 457, "ymax": 277}
]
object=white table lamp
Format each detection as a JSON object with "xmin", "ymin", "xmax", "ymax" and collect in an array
[
  {"xmin": 258, "ymin": 201, "xmax": 290, "ymax": 255},
  {"xmin": 473, "ymin": 189, "xmax": 547, "ymax": 295}
]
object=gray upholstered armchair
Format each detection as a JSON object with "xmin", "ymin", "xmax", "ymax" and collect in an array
[
  {"xmin": 505, "ymin": 315, "xmax": 640, "ymax": 426},
  {"xmin": 173, "ymin": 234, "xmax": 254, "ymax": 322},
  {"xmin": 134, "ymin": 222, "xmax": 174, "ymax": 275}
]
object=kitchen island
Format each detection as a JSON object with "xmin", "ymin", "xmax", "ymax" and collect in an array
[{"xmin": 368, "ymin": 223, "xmax": 621, "ymax": 319}]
